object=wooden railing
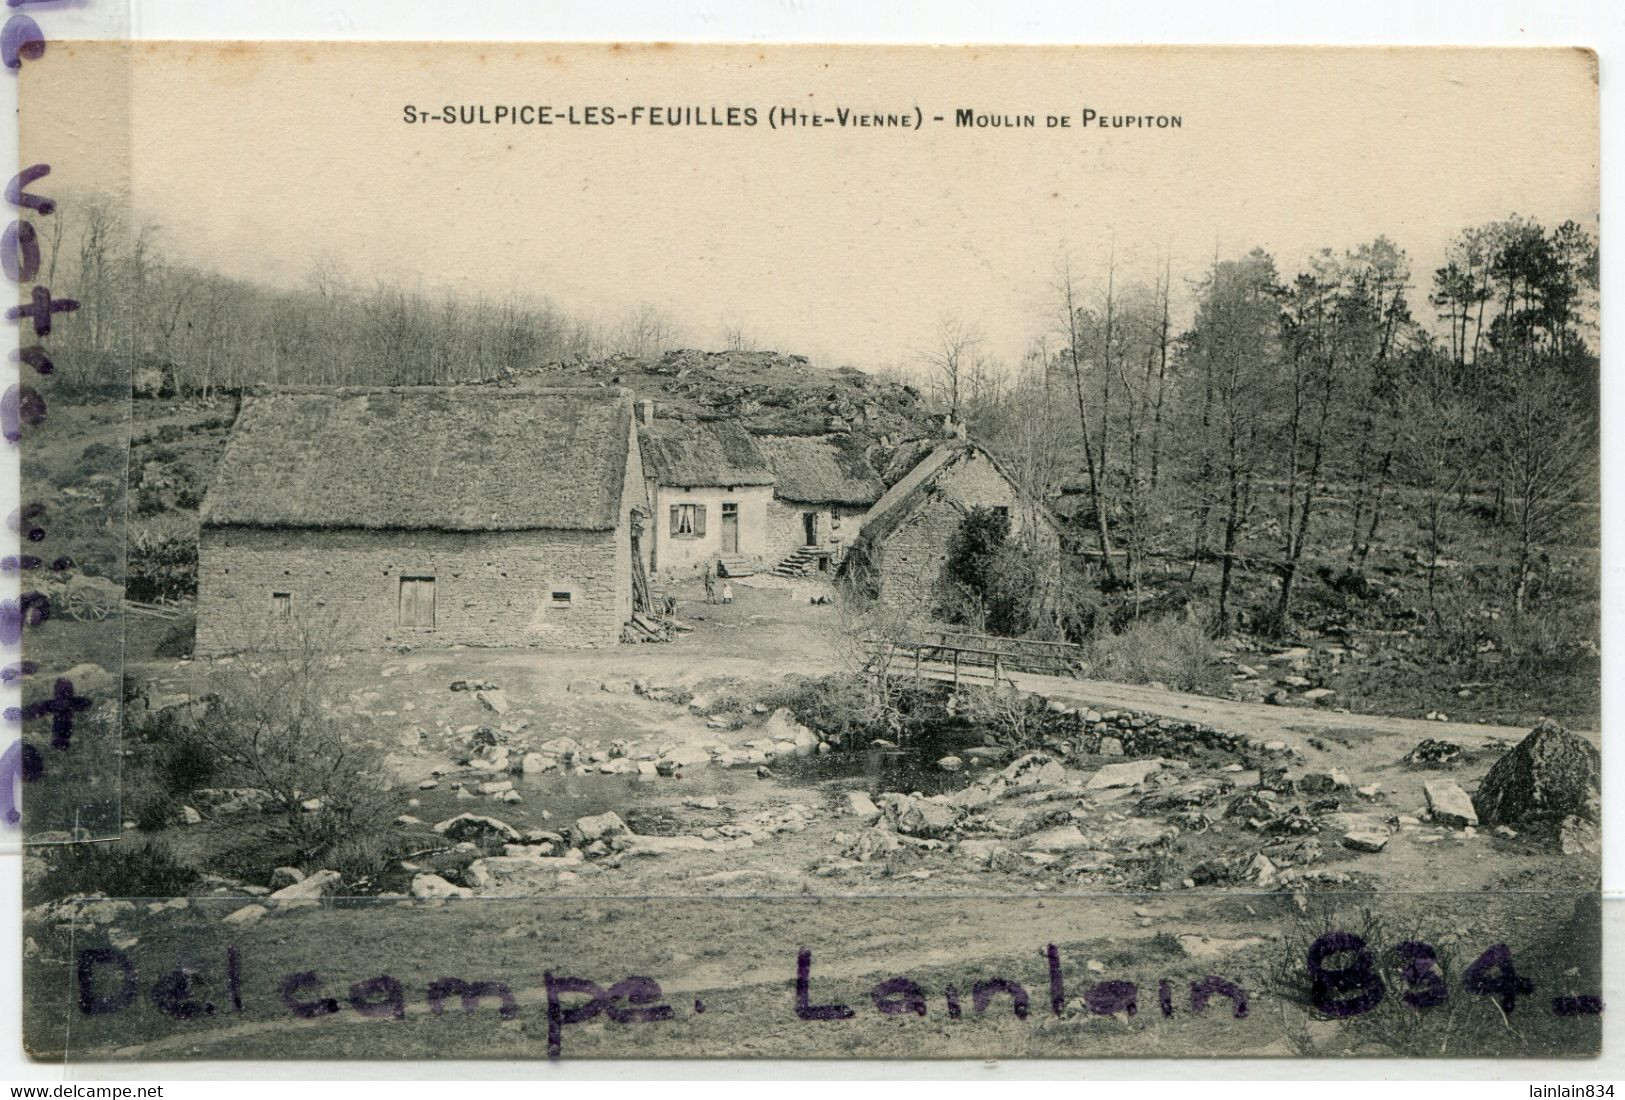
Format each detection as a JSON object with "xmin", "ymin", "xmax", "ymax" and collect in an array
[{"xmin": 864, "ymin": 631, "xmax": 1084, "ymax": 689}]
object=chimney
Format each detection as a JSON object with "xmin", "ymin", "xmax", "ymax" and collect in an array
[{"xmin": 636, "ymin": 398, "xmax": 656, "ymax": 426}]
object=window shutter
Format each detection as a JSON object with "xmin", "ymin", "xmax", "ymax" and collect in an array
[
  {"xmin": 693, "ymin": 505, "xmax": 707, "ymax": 537},
  {"xmin": 670, "ymin": 505, "xmax": 681, "ymax": 536}
]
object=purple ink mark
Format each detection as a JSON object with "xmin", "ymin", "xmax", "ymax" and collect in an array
[
  {"xmin": 1085, "ymin": 979, "xmax": 1137, "ymax": 1017},
  {"xmin": 0, "ymin": 737, "xmax": 44, "ymax": 824},
  {"xmin": 869, "ymin": 976, "xmax": 928, "ymax": 1017},
  {"xmin": 1045, "ymin": 943, "xmax": 1065, "ymax": 1016},
  {"xmin": 1, "ymin": 554, "xmax": 42, "ymax": 571},
  {"xmin": 279, "ymin": 971, "xmax": 341, "ymax": 1018},
  {"xmin": 151, "ymin": 968, "xmax": 214, "ymax": 1020},
  {"xmin": 1395, "ymin": 940, "xmax": 1449, "ymax": 1009},
  {"xmin": 4, "ymin": 164, "xmax": 53, "ymax": 214},
  {"xmin": 1552, "ymin": 995, "xmax": 1603, "ymax": 1016},
  {"xmin": 1190, "ymin": 975, "xmax": 1248, "ymax": 1019},
  {"xmin": 348, "ymin": 975, "xmax": 406, "ymax": 1020},
  {"xmin": 1, "ymin": 383, "xmax": 47, "ymax": 442},
  {"xmin": 0, "ymin": 13, "xmax": 44, "ymax": 70},
  {"xmin": 6, "ymin": 284, "xmax": 77, "ymax": 336},
  {"xmin": 794, "ymin": 949, "xmax": 853, "ymax": 1021},
  {"xmin": 427, "ymin": 977, "xmax": 518, "ymax": 1019},
  {"xmin": 1463, "ymin": 944, "xmax": 1533, "ymax": 1015},
  {"xmin": 227, "ymin": 946, "xmax": 243, "ymax": 1013},
  {"xmin": 1, "ymin": 659, "xmax": 37, "ymax": 680},
  {"xmin": 9, "ymin": 503, "xmax": 47, "ymax": 540},
  {"xmin": 2, "ymin": 218, "xmax": 39, "ymax": 282},
  {"xmin": 12, "ymin": 344, "xmax": 52, "ymax": 375},
  {"xmin": 1307, "ymin": 930, "xmax": 1384, "ymax": 1018},
  {"xmin": 8, "ymin": 677, "xmax": 92, "ymax": 750},
  {"xmin": 0, "ymin": 592, "xmax": 50, "ymax": 644},
  {"xmin": 77, "ymin": 948, "xmax": 138, "ymax": 1016},
  {"xmin": 692, "ymin": 998, "xmax": 705, "ymax": 1014},
  {"xmin": 971, "ymin": 978, "xmax": 1029, "ymax": 1019}
]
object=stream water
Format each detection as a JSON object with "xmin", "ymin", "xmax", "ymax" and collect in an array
[{"xmin": 511, "ymin": 744, "xmax": 983, "ymax": 826}]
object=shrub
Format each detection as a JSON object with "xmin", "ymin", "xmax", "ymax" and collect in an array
[
  {"xmin": 154, "ymin": 610, "xmax": 196, "ymax": 658},
  {"xmin": 174, "ymin": 615, "xmax": 395, "ymax": 863},
  {"xmin": 1088, "ymin": 615, "xmax": 1225, "ymax": 694},
  {"xmin": 31, "ymin": 838, "xmax": 197, "ymax": 903}
]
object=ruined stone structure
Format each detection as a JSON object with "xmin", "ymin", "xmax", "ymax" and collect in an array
[
  {"xmin": 196, "ymin": 386, "xmax": 646, "ymax": 653},
  {"xmin": 848, "ymin": 439, "xmax": 1062, "ymax": 608}
]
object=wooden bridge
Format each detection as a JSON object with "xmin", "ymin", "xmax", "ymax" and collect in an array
[{"xmin": 864, "ymin": 630, "xmax": 1085, "ymax": 690}]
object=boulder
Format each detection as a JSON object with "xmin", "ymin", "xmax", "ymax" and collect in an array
[
  {"xmin": 270, "ymin": 869, "xmax": 341, "ymax": 901},
  {"xmin": 658, "ymin": 744, "xmax": 712, "ymax": 769},
  {"xmin": 566, "ymin": 678, "xmax": 603, "ymax": 694},
  {"xmin": 180, "ymin": 805, "xmax": 203, "ymax": 825},
  {"xmin": 432, "ymin": 813, "xmax": 522, "ymax": 844},
  {"xmin": 575, "ymin": 811, "xmax": 628, "ymax": 842},
  {"xmin": 1023, "ymin": 825, "xmax": 1091, "ymax": 852},
  {"xmin": 222, "ymin": 904, "xmax": 268, "ymax": 927},
  {"xmin": 845, "ymin": 791, "xmax": 880, "ymax": 823},
  {"xmin": 1471, "ymin": 721, "xmax": 1600, "ymax": 828},
  {"xmin": 937, "ymin": 756, "xmax": 962, "ymax": 772},
  {"xmin": 1297, "ymin": 769, "xmax": 1351, "ymax": 795},
  {"xmin": 1341, "ymin": 831, "xmax": 1389, "ymax": 854},
  {"xmin": 411, "ymin": 873, "xmax": 472, "ymax": 899},
  {"xmin": 998, "ymin": 753, "xmax": 1068, "ymax": 789},
  {"xmin": 1097, "ymin": 737, "xmax": 1124, "ymax": 757},
  {"xmin": 269, "ymin": 866, "xmax": 305, "ymax": 889},
  {"xmin": 890, "ymin": 795, "xmax": 960, "ymax": 838},
  {"xmin": 538, "ymin": 737, "xmax": 580, "ymax": 757},
  {"xmin": 1086, "ymin": 759, "xmax": 1163, "ymax": 790},
  {"xmin": 1243, "ymin": 853, "xmax": 1278, "ymax": 886},
  {"xmin": 62, "ymin": 662, "xmax": 117, "ymax": 701},
  {"xmin": 1423, "ymin": 780, "xmax": 1478, "ymax": 827},
  {"xmin": 520, "ymin": 752, "xmax": 555, "ymax": 774},
  {"xmin": 1558, "ymin": 816, "xmax": 1600, "ymax": 856},
  {"xmin": 477, "ymin": 779, "xmax": 514, "ymax": 795},
  {"xmin": 1404, "ymin": 739, "xmax": 1463, "ymax": 768},
  {"xmin": 476, "ymin": 689, "xmax": 510, "ymax": 715}
]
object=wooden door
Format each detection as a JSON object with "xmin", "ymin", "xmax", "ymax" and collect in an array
[
  {"xmin": 721, "ymin": 502, "xmax": 739, "ymax": 553},
  {"xmin": 802, "ymin": 512, "xmax": 817, "ymax": 545},
  {"xmin": 399, "ymin": 576, "xmax": 436, "ymax": 628}
]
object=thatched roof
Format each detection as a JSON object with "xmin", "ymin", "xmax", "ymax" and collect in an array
[
  {"xmin": 858, "ymin": 440, "xmax": 968, "ymax": 543},
  {"xmin": 639, "ymin": 419, "xmax": 774, "ymax": 488},
  {"xmin": 757, "ymin": 435, "xmax": 884, "ymax": 506},
  {"xmin": 202, "ymin": 386, "xmax": 634, "ymax": 532},
  {"xmin": 857, "ymin": 439, "xmax": 1064, "ymax": 547}
]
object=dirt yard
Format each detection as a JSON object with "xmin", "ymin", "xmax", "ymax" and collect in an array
[{"xmin": 21, "ymin": 569, "xmax": 1603, "ymax": 1062}]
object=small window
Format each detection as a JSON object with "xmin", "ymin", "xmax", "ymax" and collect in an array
[
  {"xmin": 399, "ymin": 576, "xmax": 436, "ymax": 628},
  {"xmin": 550, "ymin": 590, "xmax": 573, "ymax": 608},
  {"xmin": 669, "ymin": 503, "xmax": 706, "ymax": 538},
  {"xmin": 271, "ymin": 592, "xmax": 291, "ymax": 620}
]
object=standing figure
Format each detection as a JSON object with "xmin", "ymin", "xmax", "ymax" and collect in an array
[
  {"xmin": 720, "ymin": 581, "xmax": 734, "ymax": 605},
  {"xmin": 703, "ymin": 563, "xmax": 717, "ymax": 604}
]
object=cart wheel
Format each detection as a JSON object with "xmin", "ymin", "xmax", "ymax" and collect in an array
[{"xmin": 67, "ymin": 587, "xmax": 115, "ymax": 622}]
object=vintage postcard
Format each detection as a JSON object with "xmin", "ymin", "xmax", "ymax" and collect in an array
[{"xmin": 7, "ymin": 40, "xmax": 1602, "ymax": 1063}]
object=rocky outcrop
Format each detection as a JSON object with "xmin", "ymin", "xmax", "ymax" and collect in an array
[{"xmin": 1472, "ymin": 721, "xmax": 1600, "ymax": 828}]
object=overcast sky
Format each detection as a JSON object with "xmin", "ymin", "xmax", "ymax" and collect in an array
[{"xmin": 29, "ymin": 42, "xmax": 1599, "ymax": 376}]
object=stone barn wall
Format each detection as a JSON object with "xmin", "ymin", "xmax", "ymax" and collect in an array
[
  {"xmin": 196, "ymin": 526, "xmax": 628, "ymax": 654},
  {"xmin": 762, "ymin": 499, "xmax": 870, "ymax": 566}
]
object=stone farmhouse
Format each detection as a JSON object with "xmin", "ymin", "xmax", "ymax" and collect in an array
[
  {"xmin": 195, "ymin": 386, "xmax": 648, "ymax": 653},
  {"xmin": 755, "ymin": 435, "xmax": 884, "ymax": 577},
  {"xmin": 637, "ymin": 408, "xmax": 776, "ymax": 576},
  {"xmin": 847, "ymin": 437, "xmax": 1063, "ymax": 608},
  {"xmin": 636, "ymin": 400, "xmax": 883, "ymax": 581}
]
